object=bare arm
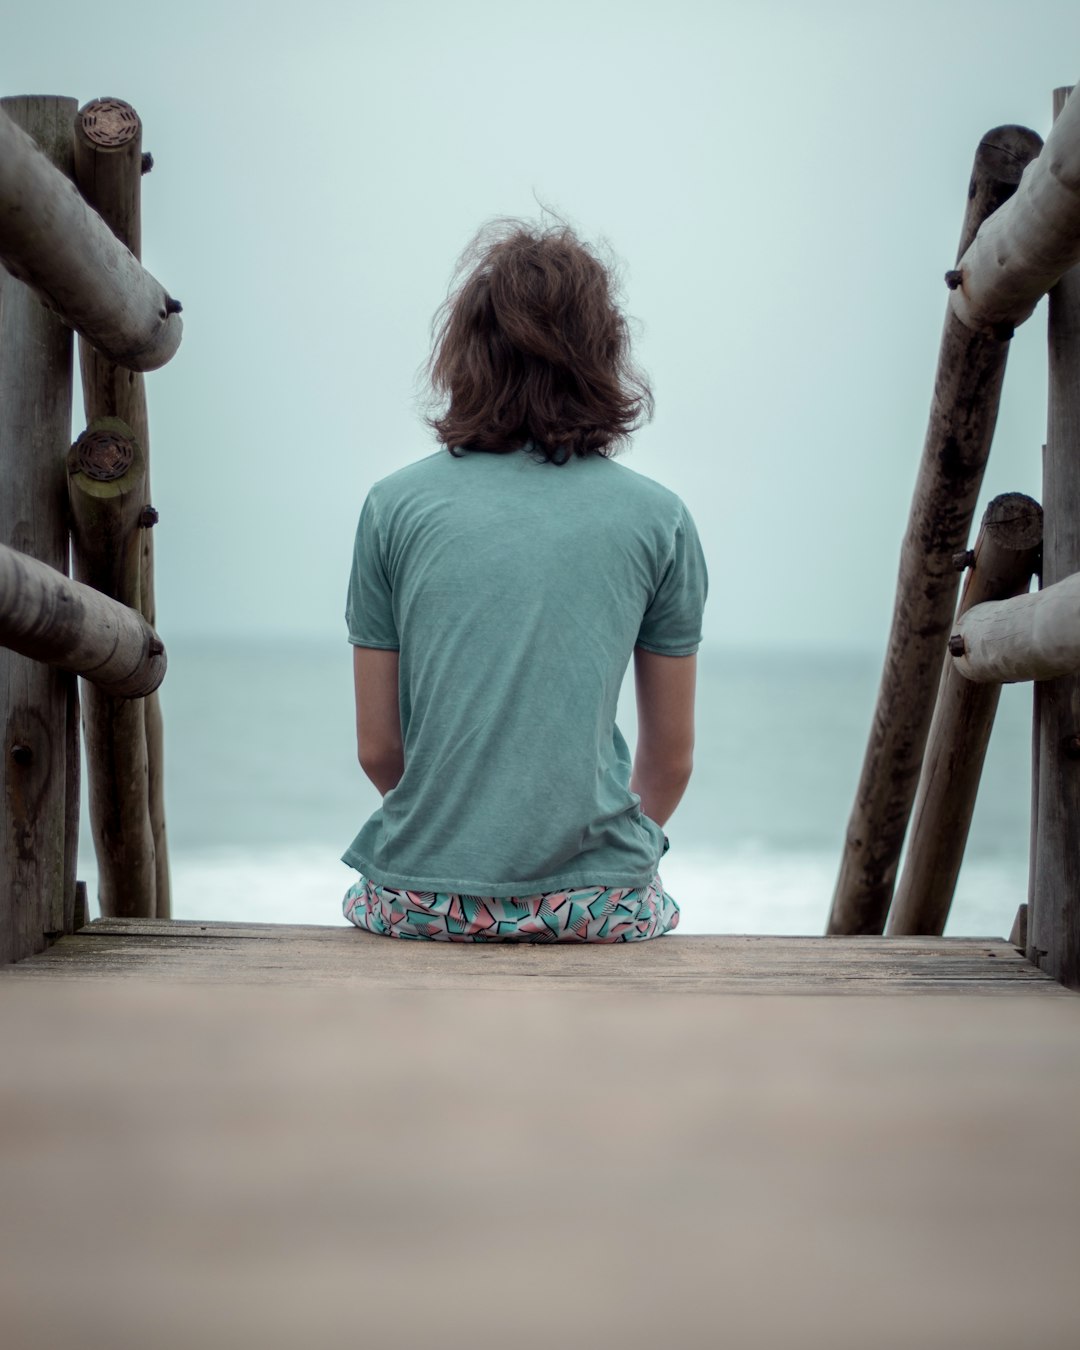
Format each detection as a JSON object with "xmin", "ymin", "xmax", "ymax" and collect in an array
[
  {"xmin": 353, "ymin": 646, "xmax": 404, "ymax": 796},
  {"xmin": 629, "ymin": 647, "xmax": 697, "ymax": 827}
]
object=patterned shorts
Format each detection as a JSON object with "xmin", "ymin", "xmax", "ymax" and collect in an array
[{"xmin": 343, "ymin": 873, "xmax": 679, "ymax": 942}]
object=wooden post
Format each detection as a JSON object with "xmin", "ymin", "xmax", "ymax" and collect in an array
[
  {"xmin": 887, "ymin": 494, "xmax": 1042, "ymax": 936},
  {"xmin": 828, "ymin": 126, "xmax": 1043, "ymax": 935},
  {"xmin": 63, "ymin": 678, "xmax": 81, "ymax": 939},
  {"xmin": 1031, "ymin": 86, "xmax": 1080, "ymax": 988},
  {"xmin": 0, "ymin": 96, "xmax": 78, "ymax": 965},
  {"xmin": 0, "ymin": 102, "xmax": 182, "ymax": 371},
  {"xmin": 0, "ymin": 542, "xmax": 167, "ymax": 697},
  {"xmin": 68, "ymin": 420, "xmax": 157, "ymax": 917},
  {"xmin": 74, "ymin": 98, "xmax": 170, "ymax": 917}
]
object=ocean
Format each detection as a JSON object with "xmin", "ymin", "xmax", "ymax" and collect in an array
[{"xmin": 78, "ymin": 639, "xmax": 1033, "ymax": 937}]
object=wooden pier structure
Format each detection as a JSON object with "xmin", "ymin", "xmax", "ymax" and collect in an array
[
  {"xmin": 830, "ymin": 88, "xmax": 1080, "ymax": 994},
  {"xmin": 2, "ymin": 88, "xmax": 1080, "ymax": 1350},
  {"xmin": 0, "ymin": 94, "xmax": 176, "ymax": 968}
]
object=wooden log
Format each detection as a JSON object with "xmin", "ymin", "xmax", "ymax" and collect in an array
[
  {"xmin": 0, "ymin": 96, "xmax": 79, "ymax": 966},
  {"xmin": 68, "ymin": 421, "xmax": 146, "ymax": 595},
  {"xmin": 951, "ymin": 82, "xmax": 1080, "ymax": 336},
  {"xmin": 0, "ymin": 98, "xmax": 181, "ymax": 372},
  {"xmin": 1030, "ymin": 86, "xmax": 1080, "ymax": 989},
  {"xmin": 67, "ymin": 419, "xmax": 157, "ymax": 918},
  {"xmin": 828, "ymin": 125, "xmax": 1043, "ymax": 936},
  {"xmin": 143, "ymin": 687, "xmax": 169, "ymax": 917},
  {"xmin": 62, "ymin": 678, "xmax": 81, "ymax": 939},
  {"xmin": 1029, "ymin": 524, "xmax": 1041, "ymax": 952},
  {"xmin": 74, "ymin": 98, "xmax": 170, "ymax": 918},
  {"xmin": 73, "ymin": 98, "xmax": 152, "ymax": 581},
  {"xmin": 73, "ymin": 879, "xmax": 90, "ymax": 931},
  {"xmin": 0, "ymin": 541, "xmax": 166, "ymax": 698},
  {"xmin": 887, "ymin": 494, "xmax": 1042, "ymax": 936},
  {"xmin": 73, "ymin": 98, "xmax": 144, "ymax": 258},
  {"xmin": 951, "ymin": 570, "xmax": 1080, "ymax": 682}
]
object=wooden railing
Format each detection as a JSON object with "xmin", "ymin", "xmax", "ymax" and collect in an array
[
  {"xmin": 830, "ymin": 85, "xmax": 1080, "ymax": 990},
  {"xmin": 0, "ymin": 95, "xmax": 180, "ymax": 964}
]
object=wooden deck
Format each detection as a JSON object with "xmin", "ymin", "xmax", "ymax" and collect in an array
[
  {"xmin": 2, "ymin": 923, "xmax": 1078, "ymax": 1349},
  {"xmin": 4, "ymin": 917, "xmax": 1072, "ymax": 992}
]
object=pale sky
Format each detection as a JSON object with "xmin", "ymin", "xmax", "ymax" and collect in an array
[{"xmin": 5, "ymin": 0, "xmax": 1078, "ymax": 650}]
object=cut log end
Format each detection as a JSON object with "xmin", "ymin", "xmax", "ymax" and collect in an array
[
  {"xmin": 955, "ymin": 124, "xmax": 1043, "ymax": 265},
  {"xmin": 975, "ymin": 126, "xmax": 1045, "ymax": 188},
  {"xmin": 67, "ymin": 417, "xmax": 145, "ymax": 515},
  {"xmin": 127, "ymin": 314, "xmax": 183, "ymax": 372},
  {"xmin": 78, "ymin": 98, "xmax": 141, "ymax": 149},
  {"xmin": 106, "ymin": 644, "xmax": 167, "ymax": 699},
  {"xmin": 982, "ymin": 491, "xmax": 1044, "ymax": 552},
  {"xmin": 74, "ymin": 426, "xmax": 135, "ymax": 482}
]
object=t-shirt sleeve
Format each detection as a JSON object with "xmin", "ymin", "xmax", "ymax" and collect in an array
[
  {"xmin": 636, "ymin": 501, "xmax": 709, "ymax": 656},
  {"xmin": 345, "ymin": 492, "xmax": 400, "ymax": 649}
]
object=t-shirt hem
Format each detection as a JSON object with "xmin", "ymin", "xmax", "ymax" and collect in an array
[
  {"xmin": 341, "ymin": 849, "xmax": 663, "ymax": 898},
  {"xmin": 347, "ymin": 635, "xmax": 401, "ymax": 650},
  {"xmin": 635, "ymin": 638, "xmax": 700, "ymax": 656}
]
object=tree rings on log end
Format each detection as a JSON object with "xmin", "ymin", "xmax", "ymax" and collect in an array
[
  {"xmin": 73, "ymin": 427, "xmax": 135, "ymax": 481},
  {"xmin": 79, "ymin": 98, "xmax": 140, "ymax": 148}
]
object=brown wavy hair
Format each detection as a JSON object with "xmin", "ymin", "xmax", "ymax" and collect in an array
[{"xmin": 427, "ymin": 219, "xmax": 653, "ymax": 464}]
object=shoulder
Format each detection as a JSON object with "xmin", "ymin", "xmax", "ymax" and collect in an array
[
  {"xmin": 596, "ymin": 457, "xmax": 696, "ymax": 529},
  {"xmin": 367, "ymin": 450, "xmax": 448, "ymax": 505}
]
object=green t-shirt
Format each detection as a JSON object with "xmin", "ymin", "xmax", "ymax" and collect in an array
[{"xmin": 343, "ymin": 446, "xmax": 708, "ymax": 896}]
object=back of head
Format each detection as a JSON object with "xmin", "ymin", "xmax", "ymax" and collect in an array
[{"xmin": 427, "ymin": 219, "xmax": 653, "ymax": 463}]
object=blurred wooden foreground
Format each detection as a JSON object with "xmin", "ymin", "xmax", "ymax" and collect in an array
[{"xmin": 2, "ymin": 925, "xmax": 1078, "ymax": 1349}]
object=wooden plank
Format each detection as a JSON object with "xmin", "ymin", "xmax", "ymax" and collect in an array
[
  {"xmin": 74, "ymin": 97, "xmax": 169, "ymax": 918},
  {"xmin": 71, "ymin": 918, "xmax": 1033, "ymax": 948},
  {"xmin": 4, "ymin": 923, "xmax": 1065, "ymax": 993},
  {"xmin": 0, "ymin": 99, "xmax": 181, "ymax": 371},
  {"xmin": 829, "ymin": 126, "xmax": 1043, "ymax": 936},
  {"xmin": 0, "ymin": 96, "xmax": 78, "ymax": 966},
  {"xmin": 1, "ymin": 980, "xmax": 1078, "ymax": 1349},
  {"xmin": 1031, "ymin": 87, "xmax": 1080, "ymax": 990},
  {"xmin": 888, "ymin": 494, "xmax": 1042, "ymax": 934}
]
